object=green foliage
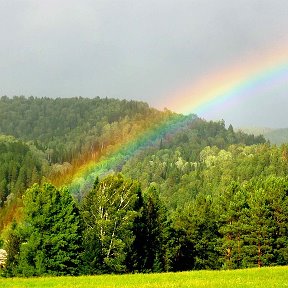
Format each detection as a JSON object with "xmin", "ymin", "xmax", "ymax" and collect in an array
[
  {"xmin": 0, "ymin": 96, "xmax": 170, "ymax": 234},
  {"xmin": 2, "ymin": 221, "xmax": 22, "ymax": 276},
  {"xmin": 81, "ymin": 175, "xmax": 172, "ymax": 274},
  {"xmin": 5, "ymin": 183, "xmax": 83, "ymax": 276},
  {"xmin": 2, "ymin": 96, "xmax": 288, "ymax": 276},
  {"xmin": 81, "ymin": 174, "xmax": 142, "ymax": 274},
  {"xmin": 0, "ymin": 136, "xmax": 49, "ymax": 231},
  {"xmin": 123, "ymin": 140, "xmax": 267, "ymax": 211},
  {"xmin": 216, "ymin": 182, "xmax": 247, "ymax": 269},
  {"xmin": 214, "ymin": 176, "xmax": 288, "ymax": 269},
  {"xmin": 140, "ymin": 186, "xmax": 170, "ymax": 272},
  {"xmin": 172, "ymin": 194, "xmax": 220, "ymax": 271},
  {"xmin": 0, "ymin": 96, "xmax": 159, "ymax": 164},
  {"xmin": 0, "ymin": 136, "xmax": 47, "ymax": 207}
]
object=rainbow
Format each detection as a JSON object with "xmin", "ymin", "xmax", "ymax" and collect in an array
[
  {"xmin": 67, "ymin": 45, "xmax": 288, "ymax": 194},
  {"xmin": 166, "ymin": 45, "xmax": 288, "ymax": 116},
  {"xmin": 67, "ymin": 113, "xmax": 196, "ymax": 195}
]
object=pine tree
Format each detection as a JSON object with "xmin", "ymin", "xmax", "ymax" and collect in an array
[
  {"xmin": 141, "ymin": 185, "xmax": 169, "ymax": 272},
  {"xmin": 242, "ymin": 184, "xmax": 274, "ymax": 268},
  {"xmin": 172, "ymin": 194, "xmax": 220, "ymax": 271},
  {"xmin": 125, "ymin": 185, "xmax": 146, "ymax": 272},
  {"xmin": 217, "ymin": 182, "xmax": 247, "ymax": 269},
  {"xmin": 262, "ymin": 176, "xmax": 288, "ymax": 265}
]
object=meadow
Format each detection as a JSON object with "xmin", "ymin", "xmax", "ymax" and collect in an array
[{"xmin": 1, "ymin": 266, "xmax": 288, "ymax": 288}]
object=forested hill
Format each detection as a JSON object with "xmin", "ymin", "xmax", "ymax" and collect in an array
[
  {"xmin": 0, "ymin": 97, "xmax": 266, "ymax": 224},
  {"xmin": 0, "ymin": 96, "xmax": 161, "ymax": 163},
  {"xmin": 4, "ymin": 96, "xmax": 285, "ymax": 276},
  {"xmin": 0, "ymin": 96, "xmax": 166, "ymax": 226}
]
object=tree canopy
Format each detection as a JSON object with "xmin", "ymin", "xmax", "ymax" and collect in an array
[{"xmin": 1, "ymin": 96, "xmax": 287, "ymax": 277}]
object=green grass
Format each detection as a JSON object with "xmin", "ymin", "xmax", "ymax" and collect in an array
[{"xmin": 1, "ymin": 266, "xmax": 288, "ymax": 288}]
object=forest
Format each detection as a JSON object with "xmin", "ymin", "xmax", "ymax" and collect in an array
[{"xmin": 1, "ymin": 96, "xmax": 288, "ymax": 276}]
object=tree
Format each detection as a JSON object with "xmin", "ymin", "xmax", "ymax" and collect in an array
[
  {"xmin": 173, "ymin": 194, "xmax": 220, "ymax": 271},
  {"xmin": 2, "ymin": 221, "xmax": 22, "ymax": 276},
  {"xmin": 242, "ymin": 187, "xmax": 274, "ymax": 267},
  {"xmin": 141, "ymin": 185, "xmax": 169, "ymax": 272},
  {"xmin": 13, "ymin": 183, "xmax": 83, "ymax": 276},
  {"xmin": 245, "ymin": 176, "xmax": 288, "ymax": 267},
  {"xmin": 266, "ymin": 176, "xmax": 288, "ymax": 265},
  {"xmin": 216, "ymin": 182, "xmax": 247, "ymax": 269},
  {"xmin": 125, "ymin": 184, "xmax": 146, "ymax": 272},
  {"xmin": 81, "ymin": 174, "xmax": 141, "ymax": 274}
]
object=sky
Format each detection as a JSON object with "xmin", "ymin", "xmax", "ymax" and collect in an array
[{"xmin": 1, "ymin": 0, "xmax": 288, "ymax": 128}]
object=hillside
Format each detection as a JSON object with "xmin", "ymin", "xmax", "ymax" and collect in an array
[
  {"xmin": 0, "ymin": 96, "xmax": 163, "ymax": 163},
  {"xmin": 0, "ymin": 96, "xmax": 172, "ymax": 228},
  {"xmin": 0, "ymin": 97, "xmax": 265, "ymax": 194},
  {"xmin": 2, "ymin": 96, "xmax": 288, "ymax": 277}
]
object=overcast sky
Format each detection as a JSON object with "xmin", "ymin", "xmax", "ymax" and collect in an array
[{"xmin": 1, "ymin": 0, "xmax": 288, "ymax": 128}]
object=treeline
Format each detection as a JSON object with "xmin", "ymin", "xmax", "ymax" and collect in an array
[{"xmin": 2, "ymin": 172, "xmax": 288, "ymax": 276}]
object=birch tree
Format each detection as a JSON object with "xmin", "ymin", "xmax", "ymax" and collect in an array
[{"xmin": 81, "ymin": 174, "xmax": 142, "ymax": 273}]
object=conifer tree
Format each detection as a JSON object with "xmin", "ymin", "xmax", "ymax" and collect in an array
[
  {"xmin": 141, "ymin": 185, "xmax": 169, "ymax": 272},
  {"xmin": 242, "ymin": 184, "xmax": 274, "ymax": 268},
  {"xmin": 14, "ymin": 183, "xmax": 82, "ymax": 276},
  {"xmin": 267, "ymin": 176, "xmax": 288, "ymax": 265},
  {"xmin": 172, "ymin": 194, "xmax": 220, "ymax": 271},
  {"xmin": 125, "ymin": 185, "xmax": 146, "ymax": 272},
  {"xmin": 217, "ymin": 182, "xmax": 247, "ymax": 269}
]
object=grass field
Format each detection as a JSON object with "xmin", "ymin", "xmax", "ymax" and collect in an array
[{"xmin": 1, "ymin": 266, "xmax": 288, "ymax": 288}]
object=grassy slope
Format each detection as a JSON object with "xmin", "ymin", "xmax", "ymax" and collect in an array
[{"xmin": 1, "ymin": 266, "xmax": 288, "ymax": 288}]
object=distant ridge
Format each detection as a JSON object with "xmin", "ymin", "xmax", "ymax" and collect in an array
[
  {"xmin": 264, "ymin": 128, "xmax": 288, "ymax": 145},
  {"xmin": 238, "ymin": 127, "xmax": 273, "ymax": 136},
  {"xmin": 238, "ymin": 127, "xmax": 288, "ymax": 145}
]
